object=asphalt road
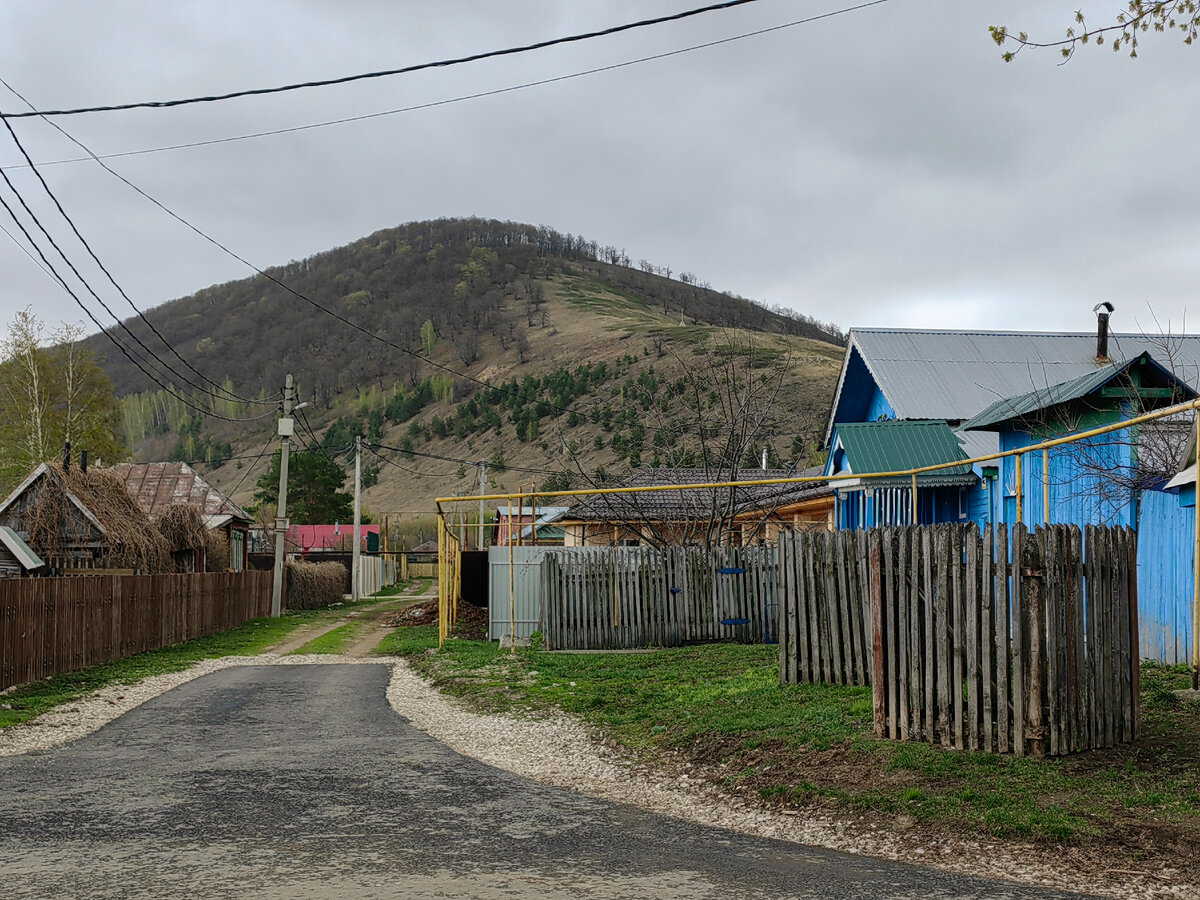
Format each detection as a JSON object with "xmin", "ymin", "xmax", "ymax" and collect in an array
[{"xmin": 0, "ymin": 665, "xmax": 1098, "ymax": 900}]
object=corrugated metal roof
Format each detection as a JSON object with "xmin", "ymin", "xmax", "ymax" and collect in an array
[
  {"xmin": 827, "ymin": 328, "xmax": 1200, "ymax": 444},
  {"xmin": 954, "ymin": 429, "xmax": 999, "ymax": 463},
  {"xmin": 0, "ymin": 525, "xmax": 44, "ymax": 570},
  {"xmin": 112, "ymin": 462, "xmax": 251, "ymax": 523},
  {"xmin": 961, "ymin": 352, "xmax": 1194, "ymax": 432},
  {"xmin": 835, "ymin": 420, "xmax": 975, "ymax": 486}
]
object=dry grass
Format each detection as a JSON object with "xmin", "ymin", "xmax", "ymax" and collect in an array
[{"xmin": 285, "ymin": 559, "xmax": 347, "ymax": 609}]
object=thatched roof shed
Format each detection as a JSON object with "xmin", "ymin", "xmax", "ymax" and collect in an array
[{"xmin": 0, "ymin": 462, "xmax": 207, "ymax": 573}]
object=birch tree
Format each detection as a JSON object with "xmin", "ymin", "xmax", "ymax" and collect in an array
[{"xmin": 0, "ymin": 308, "xmax": 124, "ymax": 490}]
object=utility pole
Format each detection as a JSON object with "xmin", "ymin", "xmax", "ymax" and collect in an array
[
  {"xmin": 270, "ymin": 373, "xmax": 295, "ymax": 618},
  {"xmin": 478, "ymin": 462, "xmax": 487, "ymax": 551},
  {"xmin": 352, "ymin": 435, "xmax": 362, "ymax": 603}
]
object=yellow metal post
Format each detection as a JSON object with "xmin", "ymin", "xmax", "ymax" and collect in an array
[
  {"xmin": 1042, "ymin": 448, "xmax": 1050, "ymax": 526},
  {"xmin": 1015, "ymin": 453, "xmax": 1024, "ymax": 526},
  {"xmin": 437, "ymin": 512, "xmax": 446, "ymax": 648},
  {"xmin": 508, "ymin": 496, "xmax": 517, "ymax": 656},
  {"xmin": 910, "ymin": 473, "xmax": 918, "ymax": 525}
]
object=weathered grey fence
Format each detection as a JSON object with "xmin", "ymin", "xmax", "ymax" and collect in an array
[
  {"xmin": 779, "ymin": 524, "xmax": 1139, "ymax": 757},
  {"xmin": 540, "ymin": 546, "xmax": 778, "ymax": 650},
  {"xmin": 778, "ymin": 529, "xmax": 872, "ymax": 686},
  {"xmin": 0, "ymin": 571, "xmax": 273, "ymax": 691}
]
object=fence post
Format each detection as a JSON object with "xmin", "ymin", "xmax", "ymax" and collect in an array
[
  {"xmin": 1126, "ymin": 526, "xmax": 1140, "ymax": 740},
  {"xmin": 869, "ymin": 530, "xmax": 886, "ymax": 736},
  {"xmin": 1024, "ymin": 528, "xmax": 1046, "ymax": 758}
]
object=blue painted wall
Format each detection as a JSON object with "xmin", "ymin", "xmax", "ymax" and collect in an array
[
  {"xmin": 994, "ymin": 428, "xmax": 1137, "ymax": 530},
  {"xmin": 864, "ymin": 387, "xmax": 895, "ymax": 423},
  {"xmin": 1136, "ymin": 490, "xmax": 1194, "ymax": 665},
  {"xmin": 831, "ymin": 347, "xmax": 895, "ymax": 429}
]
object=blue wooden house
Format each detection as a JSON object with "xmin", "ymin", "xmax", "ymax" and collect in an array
[
  {"xmin": 824, "ymin": 320, "xmax": 1200, "ymax": 663},
  {"xmin": 825, "ymin": 420, "xmax": 976, "ymax": 529}
]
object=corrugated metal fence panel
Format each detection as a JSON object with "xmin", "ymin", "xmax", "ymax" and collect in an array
[
  {"xmin": 488, "ymin": 546, "xmax": 553, "ymax": 641},
  {"xmin": 1136, "ymin": 489, "xmax": 1194, "ymax": 665}
]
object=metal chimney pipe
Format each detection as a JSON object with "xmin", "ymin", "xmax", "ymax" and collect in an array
[
  {"xmin": 1093, "ymin": 301, "xmax": 1115, "ymax": 360},
  {"xmin": 80, "ymin": 450, "xmax": 88, "ymax": 473}
]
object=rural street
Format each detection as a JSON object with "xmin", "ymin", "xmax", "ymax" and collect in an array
[{"xmin": 0, "ymin": 664, "xmax": 1097, "ymax": 899}]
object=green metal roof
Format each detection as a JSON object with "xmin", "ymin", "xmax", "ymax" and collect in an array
[
  {"xmin": 834, "ymin": 420, "xmax": 974, "ymax": 486},
  {"xmin": 961, "ymin": 352, "xmax": 1194, "ymax": 432}
]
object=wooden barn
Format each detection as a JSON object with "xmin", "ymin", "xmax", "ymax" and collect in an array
[{"xmin": 112, "ymin": 462, "xmax": 252, "ymax": 572}]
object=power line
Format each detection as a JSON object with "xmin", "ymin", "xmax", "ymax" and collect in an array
[
  {"xmin": 0, "ymin": 178, "xmax": 247, "ymax": 423},
  {"xmin": 364, "ymin": 444, "xmax": 459, "ymax": 480},
  {"xmin": 0, "ymin": 6, "xmax": 874, "ymax": 436},
  {"xmin": 221, "ymin": 431, "xmax": 277, "ymax": 502},
  {"xmin": 0, "ymin": 0, "xmax": 892, "ymax": 170},
  {"xmin": 0, "ymin": 83, "xmax": 277, "ymax": 408},
  {"xmin": 0, "ymin": 125, "xmax": 276, "ymax": 418},
  {"xmin": 0, "ymin": 1, "xmax": 765, "ymax": 119}
]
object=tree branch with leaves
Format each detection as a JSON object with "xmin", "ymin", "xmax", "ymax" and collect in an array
[{"xmin": 991, "ymin": 2, "xmax": 1199, "ymax": 61}]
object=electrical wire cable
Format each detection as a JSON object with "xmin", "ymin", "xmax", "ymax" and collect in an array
[
  {"xmin": 0, "ymin": 215, "xmax": 56, "ymax": 280},
  {"xmin": 0, "ymin": 108, "xmax": 275, "ymax": 408},
  {"xmin": 0, "ymin": 1, "xmax": 766, "ymax": 119},
  {"xmin": 0, "ymin": 0, "xmax": 892, "ymax": 170},
  {"xmin": 0, "ymin": 135, "xmax": 262, "ymax": 417},
  {"xmin": 0, "ymin": 78, "xmax": 277, "ymax": 407},
  {"xmin": 0, "ymin": 181, "xmax": 251, "ymax": 423},
  {"xmin": 364, "ymin": 443, "xmax": 460, "ymax": 480},
  {"xmin": 295, "ymin": 405, "xmax": 354, "ymax": 468},
  {"xmin": 0, "ymin": 1, "xmax": 876, "ymax": 435},
  {"xmin": 221, "ymin": 430, "xmax": 278, "ymax": 501}
]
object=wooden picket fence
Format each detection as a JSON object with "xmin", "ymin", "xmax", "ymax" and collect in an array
[
  {"xmin": 540, "ymin": 546, "xmax": 779, "ymax": 649},
  {"xmin": 777, "ymin": 529, "xmax": 872, "ymax": 686},
  {"xmin": 0, "ymin": 571, "xmax": 273, "ymax": 691},
  {"xmin": 779, "ymin": 524, "xmax": 1139, "ymax": 757}
]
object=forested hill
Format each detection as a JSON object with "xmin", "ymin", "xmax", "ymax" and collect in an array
[
  {"xmin": 83, "ymin": 217, "xmax": 843, "ymax": 400},
  {"xmin": 84, "ymin": 217, "xmax": 848, "ymax": 515}
]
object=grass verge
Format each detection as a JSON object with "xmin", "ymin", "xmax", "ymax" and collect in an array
[
  {"xmin": 381, "ymin": 629, "xmax": 1200, "ymax": 854},
  {"xmin": 0, "ymin": 599, "xmax": 388, "ymax": 729}
]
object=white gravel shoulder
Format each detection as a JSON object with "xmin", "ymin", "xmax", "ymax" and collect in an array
[{"xmin": 1, "ymin": 653, "xmax": 1193, "ymax": 900}]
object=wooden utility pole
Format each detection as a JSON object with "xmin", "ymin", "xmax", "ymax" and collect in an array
[
  {"xmin": 352, "ymin": 434, "xmax": 362, "ymax": 603},
  {"xmin": 270, "ymin": 373, "xmax": 295, "ymax": 618}
]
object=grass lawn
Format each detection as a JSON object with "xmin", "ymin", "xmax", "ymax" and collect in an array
[
  {"xmin": 381, "ymin": 627, "xmax": 1200, "ymax": 854},
  {"xmin": 0, "ymin": 598, "xmax": 390, "ymax": 729}
]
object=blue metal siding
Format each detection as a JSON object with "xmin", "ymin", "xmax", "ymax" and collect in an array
[{"xmin": 1136, "ymin": 490, "xmax": 1194, "ymax": 665}]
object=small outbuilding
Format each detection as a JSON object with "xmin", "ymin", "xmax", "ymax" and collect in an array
[{"xmin": 0, "ymin": 525, "xmax": 45, "ymax": 577}]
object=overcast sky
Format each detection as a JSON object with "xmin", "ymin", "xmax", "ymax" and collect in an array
[{"xmin": 1, "ymin": 0, "xmax": 1198, "ymax": 350}]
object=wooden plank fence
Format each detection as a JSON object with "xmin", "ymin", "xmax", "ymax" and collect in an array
[
  {"xmin": 778, "ymin": 529, "xmax": 872, "ymax": 686},
  {"xmin": 0, "ymin": 571, "xmax": 273, "ymax": 691},
  {"xmin": 540, "ymin": 546, "xmax": 778, "ymax": 650},
  {"xmin": 779, "ymin": 524, "xmax": 1139, "ymax": 757}
]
